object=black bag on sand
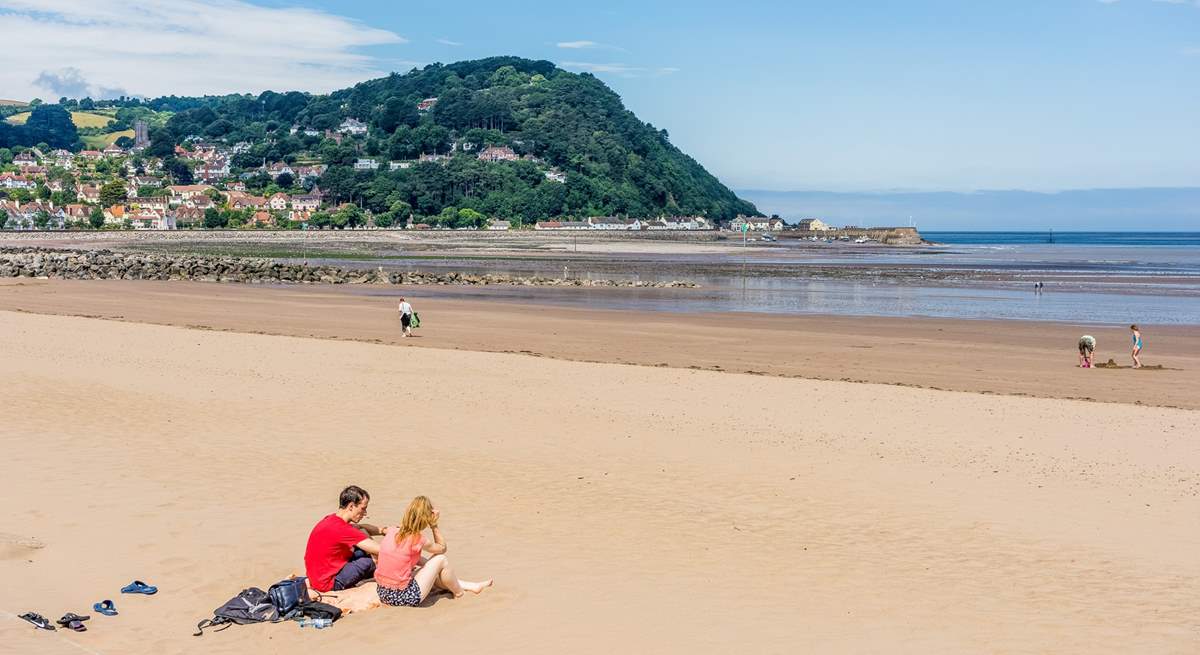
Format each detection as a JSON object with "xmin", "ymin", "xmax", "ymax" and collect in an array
[
  {"xmin": 268, "ymin": 577, "xmax": 309, "ymax": 619},
  {"xmin": 296, "ymin": 600, "xmax": 342, "ymax": 623},
  {"xmin": 194, "ymin": 587, "xmax": 278, "ymax": 636}
]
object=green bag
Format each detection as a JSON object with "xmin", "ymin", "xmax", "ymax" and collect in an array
[{"xmin": 410, "ymin": 312, "xmax": 421, "ymax": 329}]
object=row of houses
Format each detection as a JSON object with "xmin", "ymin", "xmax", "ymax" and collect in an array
[
  {"xmin": 350, "ymin": 147, "xmax": 564, "ymax": 183},
  {"xmin": 729, "ymin": 216, "xmax": 787, "ymax": 232},
  {"xmin": 533, "ymin": 216, "xmax": 715, "ymax": 231}
]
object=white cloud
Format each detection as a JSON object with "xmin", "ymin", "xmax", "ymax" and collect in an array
[
  {"xmin": 556, "ymin": 40, "xmax": 627, "ymax": 52},
  {"xmin": 560, "ymin": 62, "xmax": 680, "ymax": 77},
  {"xmin": 0, "ymin": 0, "xmax": 406, "ymax": 100},
  {"xmin": 436, "ymin": 38, "xmax": 463, "ymax": 46}
]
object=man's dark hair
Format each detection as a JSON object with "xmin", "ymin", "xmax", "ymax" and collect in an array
[{"xmin": 339, "ymin": 485, "xmax": 370, "ymax": 508}]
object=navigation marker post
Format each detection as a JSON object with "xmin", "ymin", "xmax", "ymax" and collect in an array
[{"xmin": 741, "ymin": 221, "xmax": 749, "ymax": 292}]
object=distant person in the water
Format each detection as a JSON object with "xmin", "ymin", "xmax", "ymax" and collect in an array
[
  {"xmin": 1078, "ymin": 335, "xmax": 1096, "ymax": 368},
  {"xmin": 1130, "ymin": 325, "xmax": 1143, "ymax": 369}
]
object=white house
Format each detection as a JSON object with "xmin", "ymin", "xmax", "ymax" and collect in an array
[
  {"xmin": 128, "ymin": 208, "xmax": 176, "ymax": 230},
  {"xmin": 268, "ymin": 192, "xmax": 290, "ymax": 211},
  {"xmin": 0, "ymin": 173, "xmax": 35, "ymax": 190},
  {"xmin": 477, "ymin": 146, "xmax": 519, "ymax": 162},
  {"xmin": 487, "ymin": 219, "xmax": 511, "ymax": 231},
  {"xmin": 389, "ymin": 161, "xmax": 413, "ymax": 171},
  {"xmin": 354, "ymin": 158, "xmax": 380, "ymax": 171},
  {"xmin": 730, "ymin": 215, "xmax": 778, "ymax": 231},
  {"xmin": 290, "ymin": 193, "xmax": 320, "ymax": 212},
  {"xmin": 266, "ymin": 162, "xmax": 294, "ymax": 179},
  {"xmin": 338, "ymin": 118, "xmax": 368, "ymax": 135},
  {"xmin": 166, "ymin": 184, "xmax": 214, "ymax": 206},
  {"xmin": 796, "ymin": 218, "xmax": 832, "ymax": 231},
  {"xmin": 646, "ymin": 216, "xmax": 709, "ymax": 230},
  {"xmin": 544, "ymin": 170, "xmax": 566, "ymax": 183},
  {"xmin": 588, "ymin": 216, "xmax": 641, "ymax": 230}
]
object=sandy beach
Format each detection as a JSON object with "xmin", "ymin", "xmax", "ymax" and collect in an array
[
  {"xmin": 1, "ymin": 278, "xmax": 1198, "ymax": 408},
  {"xmin": 1, "ymin": 284, "xmax": 1198, "ymax": 653}
]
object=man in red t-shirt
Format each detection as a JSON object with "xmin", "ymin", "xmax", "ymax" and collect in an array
[{"xmin": 304, "ymin": 485, "xmax": 385, "ymax": 592}]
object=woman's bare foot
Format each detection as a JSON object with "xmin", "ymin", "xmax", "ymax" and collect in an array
[{"xmin": 461, "ymin": 579, "xmax": 494, "ymax": 595}]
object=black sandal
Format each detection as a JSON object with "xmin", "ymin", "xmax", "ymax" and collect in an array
[
  {"xmin": 57, "ymin": 613, "xmax": 91, "ymax": 628},
  {"xmin": 18, "ymin": 612, "xmax": 56, "ymax": 631}
]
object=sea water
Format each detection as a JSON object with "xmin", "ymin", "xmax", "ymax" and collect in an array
[{"xmin": 349, "ymin": 232, "xmax": 1200, "ymax": 325}]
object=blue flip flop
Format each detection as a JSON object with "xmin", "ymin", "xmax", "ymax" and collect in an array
[
  {"xmin": 92, "ymin": 600, "xmax": 118, "ymax": 616},
  {"xmin": 121, "ymin": 580, "xmax": 158, "ymax": 595}
]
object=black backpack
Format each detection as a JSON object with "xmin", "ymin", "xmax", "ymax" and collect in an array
[{"xmin": 193, "ymin": 587, "xmax": 278, "ymax": 636}]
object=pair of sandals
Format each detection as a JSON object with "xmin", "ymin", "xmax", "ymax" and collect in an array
[
  {"xmin": 17, "ymin": 612, "xmax": 89, "ymax": 632},
  {"xmin": 19, "ymin": 581, "xmax": 157, "ymax": 634}
]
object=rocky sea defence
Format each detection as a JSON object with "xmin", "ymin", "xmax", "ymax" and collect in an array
[{"xmin": 0, "ymin": 248, "xmax": 697, "ymax": 288}]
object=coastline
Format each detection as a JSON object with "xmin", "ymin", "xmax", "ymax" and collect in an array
[{"xmin": 2, "ymin": 278, "xmax": 1197, "ymax": 409}]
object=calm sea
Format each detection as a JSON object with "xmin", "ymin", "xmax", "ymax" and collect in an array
[
  {"xmin": 924, "ymin": 232, "xmax": 1200, "ymax": 246},
  {"xmin": 342, "ymin": 232, "xmax": 1200, "ymax": 325}
]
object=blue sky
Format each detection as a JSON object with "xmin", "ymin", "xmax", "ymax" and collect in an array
[{"xmin": 2, "ymin": 0, "xmax": 1198, "ymax": 196}]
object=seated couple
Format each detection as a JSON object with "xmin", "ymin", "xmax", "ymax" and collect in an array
[{"xmin": 303, "ymin": 485, "xmax": 492, "ymax": 608}]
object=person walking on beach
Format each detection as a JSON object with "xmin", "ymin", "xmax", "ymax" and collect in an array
[
  {"xmin": 304, "ymin": 486, "xmax": 386, "ymax": 593},
  {"xmin": 398, "ymin": 297, "xmax": 414, "ymax": 337},
  {"xmin": 1131, "ymin": 325, "xmax": 1144, "ymax": 369},
  {"xmin": 1078, "ymin": 335, "xmax": 1096, "ymax": 368},
  {"xmin": 375, "ymin": 496, "xmax": 492, "ymax": 607}
]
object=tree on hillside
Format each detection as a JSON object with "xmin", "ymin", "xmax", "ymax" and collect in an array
[
  {"xmin": 146, "ymin": 128, "xmax": 174, "ymax": 159},
  {"xmin": 375, "ymin": 97, "xmax": 420, "ymax": 132},
  {"xmin": 164, "ymin": 157, "xmax": 193, "ymax": 185},
  {"xmin": 99, "ymin": 180, "xmax": 127, "ymax": 207},
  {"xmin": 21, "ymin": 105, "xmax": 79, "ymax": 149},
  {"xmin": 89, "ymin": 206, "xmax": 105, "ymax": 229}
]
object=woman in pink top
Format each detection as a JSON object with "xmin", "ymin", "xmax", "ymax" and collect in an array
[{"xmin": 376, "ymin": 496, "xmax": 493, "ymax": 607}]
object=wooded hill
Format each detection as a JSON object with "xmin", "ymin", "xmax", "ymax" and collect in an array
[{"xmin": 143, "ymin": 57, "xmax": 758, "ymax": 223}]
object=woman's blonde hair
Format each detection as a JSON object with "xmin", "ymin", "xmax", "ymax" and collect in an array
[{"xmin": 395, "ymin": 495, "xmax": 435, "ymax": 544}]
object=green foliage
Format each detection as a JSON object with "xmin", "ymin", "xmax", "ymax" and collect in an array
[
  {"xmin": 99, "ymin": 180, "xmax": 127, "ymax": 207},
  {"xmin": 164, "ymin": 157, "xmax": 193, "ymax": 185},
  {"xmin": 373, "ymin": 211, "xmax": 396, "ymax": 228},
  {"xmin": 202, "ymin": 208, "xmax": 225, "ymax": 228},
  {"xmin": 107, "ymin": 57, "xmax": 758, "ymax": 221},
  {"xmin": 332, "ymin": 204, "xmax": 365, "ymax": 229},
  {"xmin": 0, "ymin": 104, "xmax": 80, "ymax": 149}
]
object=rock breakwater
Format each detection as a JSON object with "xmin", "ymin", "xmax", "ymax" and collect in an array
[{"xmin": 0, "ymin": 248, "xmax": 697, "ymax": 288}]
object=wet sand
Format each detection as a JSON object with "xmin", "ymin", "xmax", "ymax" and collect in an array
[
  {"xmin": 1, "ymin": 307, "xmax": 1197, "ymax": 654},
  {"xmin": 0, "ymin": 278, "xmax": 1197, "ymax": 408}
]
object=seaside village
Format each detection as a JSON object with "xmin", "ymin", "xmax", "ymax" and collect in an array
[{"xmin": 0, "ymin": 110, "xmax": 819, "ymax": 234}]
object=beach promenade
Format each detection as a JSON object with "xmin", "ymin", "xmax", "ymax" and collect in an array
[{"xmin": 1, "ymin": 282, "xmax": 1198, "ymax": 654}]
